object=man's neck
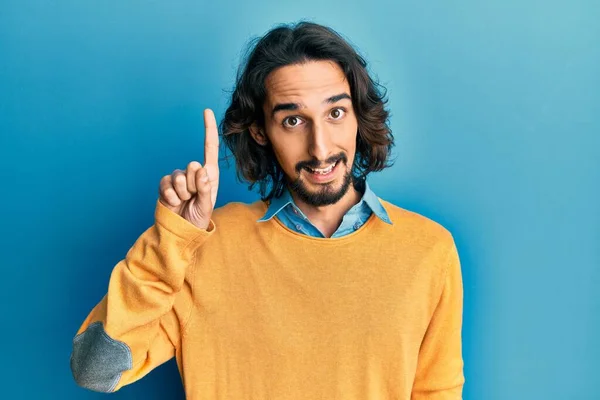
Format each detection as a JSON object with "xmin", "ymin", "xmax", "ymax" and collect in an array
[{"xmin": 289, "ymin": 183, "xmax": 363, "ymax": 238}]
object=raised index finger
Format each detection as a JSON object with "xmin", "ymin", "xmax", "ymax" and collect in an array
[{"xmin": 203, "ymin": 108, "xmax": 219, "ymax": 166}]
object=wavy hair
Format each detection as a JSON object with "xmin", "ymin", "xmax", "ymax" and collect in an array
[{"xmin": 220, "ymin": 21, "xmax": 394, "ymax": 201}]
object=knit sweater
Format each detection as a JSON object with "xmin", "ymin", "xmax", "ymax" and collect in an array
[{"xmin": 71, "ymin": 198, "xmax": 464, "ymax": 399}]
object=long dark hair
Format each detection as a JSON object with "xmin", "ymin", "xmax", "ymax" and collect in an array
[{"xmin": 220, "ymin": 21, "xmax": 394, "ymax": 201}]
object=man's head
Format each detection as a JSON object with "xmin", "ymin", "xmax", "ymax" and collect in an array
[{"xmin": 221, "ymin": 21, "xmax": 394, "ymax": 203}]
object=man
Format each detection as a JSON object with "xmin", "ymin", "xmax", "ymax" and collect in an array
[{"xmin": 70, "ymin": 21, "xmax": 465, "ymax": 399}]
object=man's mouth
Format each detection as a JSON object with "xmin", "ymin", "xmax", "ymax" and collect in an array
[{"xmin": 306, "ymin": 160, "xmax": 340, "ymax": 175}]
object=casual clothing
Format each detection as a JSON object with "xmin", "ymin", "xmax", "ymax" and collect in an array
[
  {"xmin": 71, "ymin": 198, "xmax": 464, "ymax": 399},
  {"xmin": 259, "ymin": 181, "xmax": 392, "ymax": 237}
]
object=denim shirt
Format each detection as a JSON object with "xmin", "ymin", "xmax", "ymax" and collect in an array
[{"xmin": 257, "ymin": 181, "xmax": 392, "ymax": 238}]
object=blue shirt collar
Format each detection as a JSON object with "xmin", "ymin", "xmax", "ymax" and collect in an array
[
  {"xmin": 257, "ymin": 186, "xmax": 296, "ymax": 222},
  {"xmin": 360, "ymin": 181, "xmax": 392, "ymax": 224},
  {"xmin": 257, "ymin": 180, "xmax": 392, "ymax": 225}
]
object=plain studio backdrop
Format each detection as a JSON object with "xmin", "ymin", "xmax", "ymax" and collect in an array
[{"xmin": 1, "ymin": 1, "xmax": 598, "ymax": 399}]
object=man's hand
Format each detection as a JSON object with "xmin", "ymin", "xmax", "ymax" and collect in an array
[{"xmin": 158, "ymin": 109, "xmax": 220, "ymax": 230}]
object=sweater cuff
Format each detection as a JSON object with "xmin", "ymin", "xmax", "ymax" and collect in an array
[{"xmin": 154, "ymin": 199, "xmax": 216, "ymax": 241}]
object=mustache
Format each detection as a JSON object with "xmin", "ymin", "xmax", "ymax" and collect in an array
[{"xmin": 295, "ymin": 152, "xmax": 348, "ymax": 173}]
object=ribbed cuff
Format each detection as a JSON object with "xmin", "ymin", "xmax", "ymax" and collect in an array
[{"xmin": 154, "ymin": 199, "xmax": 216, "ymax": 242}]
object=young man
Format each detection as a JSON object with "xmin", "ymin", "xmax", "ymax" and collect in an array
[{"xmin": 71, "ymin": 22, "xmax": 464, "ymax": 399}]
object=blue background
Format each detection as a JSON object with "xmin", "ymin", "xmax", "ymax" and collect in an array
[{"xmin": 1, "ymin": 1, "xmax": 598, "ymax": 399}]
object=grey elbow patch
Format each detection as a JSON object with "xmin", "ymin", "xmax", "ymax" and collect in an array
[{"xmin": 70, "ymin": 321, "xmax": 133, "ymax": 393}]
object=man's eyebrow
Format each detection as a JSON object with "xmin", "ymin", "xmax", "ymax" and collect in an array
[
  {"xmin": 271, "ymin": 92, "xmax": 352, "ymax": 118},
  {"xmin": 271, "ymin": 102, "xmax": 299, "ymax": 118},
  {"xmin": 324, "ymin": 92, "xmax": 352, "ymax": 104}
]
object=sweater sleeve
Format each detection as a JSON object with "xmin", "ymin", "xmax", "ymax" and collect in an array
[
  {"xmin": 411, "ymin": 239, "xmax": 465, "ymax": 399},
  {"xmin": 70, "ymin": 200, "xmax": 214, "ymax": 393}
]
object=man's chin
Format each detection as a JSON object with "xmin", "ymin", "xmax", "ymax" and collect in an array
[{"xmin": 289, "ymin": 173, "xmax": 353, "ymax": 207}]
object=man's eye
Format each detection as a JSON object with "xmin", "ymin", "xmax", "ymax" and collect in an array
[
  {"xmin": 330, "ymin": 108, "xmax": 346, "ymax": 119},
  {"xmin": 283, "ymin": 116, "xmax": 302, "ymax": 128}
]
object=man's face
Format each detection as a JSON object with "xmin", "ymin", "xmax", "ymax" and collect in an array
[{"xmin": 259, "ymin": 60, "xmax": 358, "ymax": 206}]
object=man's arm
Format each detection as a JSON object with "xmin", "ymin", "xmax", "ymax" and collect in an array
[
  {"xmin": 71, "ymin": 108, "xmax": 220, "ymax": 393},
  {"xmin": 70, "ymin": 200, "xmax": 213, "ymax": 393},
  {"xmin": 411, "ymin": 239, "xmax": 465, "ymax": 399}
]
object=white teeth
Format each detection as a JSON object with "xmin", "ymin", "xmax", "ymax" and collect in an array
[{"xmin": 310, "ymin": 162, "xmax": 335, "ymax": 174}]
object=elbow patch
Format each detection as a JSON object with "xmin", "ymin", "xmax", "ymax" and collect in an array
[{"xmin": 70, "ymin": 322, "xmax": 133, "ymax": 392}]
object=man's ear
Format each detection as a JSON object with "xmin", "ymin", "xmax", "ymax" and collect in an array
[{"xmin": 249, "ymin": 123, "xmax": 268, "ymax": 146}]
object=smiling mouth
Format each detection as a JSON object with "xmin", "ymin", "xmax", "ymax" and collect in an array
[{"xmin": 306, "ymin": 160, "xmax": 339, "ymax": 174}]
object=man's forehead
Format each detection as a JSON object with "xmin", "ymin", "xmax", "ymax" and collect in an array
[{"xmin": 264, "ymin": 61, "xmax": 350, "ymax": 104}]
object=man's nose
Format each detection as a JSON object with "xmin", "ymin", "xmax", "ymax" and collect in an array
[{"xmin": 307, "ymin": 121, "xmax": 333, "ymax": 162}]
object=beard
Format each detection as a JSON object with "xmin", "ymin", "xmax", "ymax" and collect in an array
[{"xmin": 287, "ymin": 153, "xmax": 353, "ymax": 207}]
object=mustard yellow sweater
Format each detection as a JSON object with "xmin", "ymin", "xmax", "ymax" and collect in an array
[{"xmin": 71, "ymin": 199, "xmax": 464, "ymax": 399}]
